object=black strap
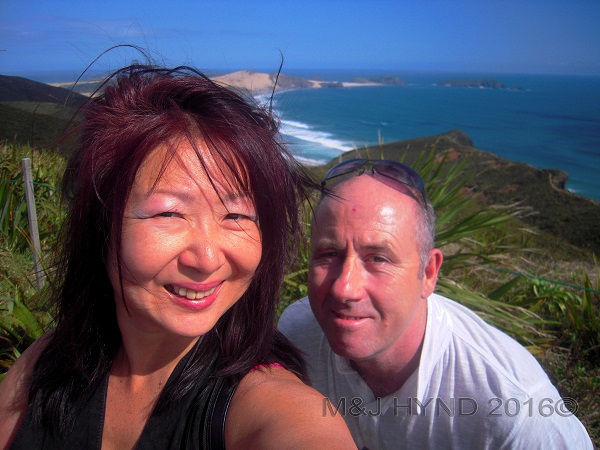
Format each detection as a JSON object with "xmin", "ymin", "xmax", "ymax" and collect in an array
[{"xmin": 203, "ymin": 378, "xmax": 237, "ymax": 449}]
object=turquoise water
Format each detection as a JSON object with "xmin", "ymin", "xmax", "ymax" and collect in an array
[
  {"xmin": 22, "ymin": 68, "xmax": 600, "ymax": 202},
  {"xmin": 271, "ymin": 72, "xmax": 600, "ymax": 202}
]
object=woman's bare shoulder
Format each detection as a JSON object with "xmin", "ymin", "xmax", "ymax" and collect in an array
[
  {"xmin": 225, "ymin": 366, "xmax": 355, "ymax": 449},
  {"xmin": 0, "ymin": 334, "xmax": 52, "ymax": 448}
]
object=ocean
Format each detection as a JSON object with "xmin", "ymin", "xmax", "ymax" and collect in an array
[
  {"xmin": 268, "ymin": 71, "xmax": 600, "ymax": 203},
  {"xmin": 21, "ymin": 68, "xmax": 600, "ymax": 202}
]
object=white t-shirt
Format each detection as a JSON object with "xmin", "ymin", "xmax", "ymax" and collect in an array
[{"xmin": 279, "ymin": 294, "xmax": 592, "ymax": 449}]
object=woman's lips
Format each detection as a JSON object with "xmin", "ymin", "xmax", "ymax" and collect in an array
[
  {"xmin": 166, "ymin": 284, "xmax": 217, "ymax": 300},
  {"xmin": 165, "ymin": 282, "xmax": 222, "ymax": 310}
]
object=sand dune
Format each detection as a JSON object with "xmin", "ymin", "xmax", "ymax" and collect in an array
[
  {"xmin": 48, "ymin": 70, "xmax": 378, "ymax": 96},
  {"xmin": 211, "ymin": 70, "xmax": 276, "ymax": 92}
]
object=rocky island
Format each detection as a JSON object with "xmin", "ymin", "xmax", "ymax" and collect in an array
[{"xmin": 439, "ymin": 77, "xmax": 523, "ymax": 90}]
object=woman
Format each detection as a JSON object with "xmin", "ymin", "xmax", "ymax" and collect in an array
[{"xmin": 0, "ymin": 65, "xmax": 354, "ymax": 448}]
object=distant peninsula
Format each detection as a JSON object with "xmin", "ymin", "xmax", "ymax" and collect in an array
[
  {"xmin": 23, "ymin": 70, "xmax": 404, "ymax": 96},
  {"xmin": 439, "ymin": 77, "xmax": 523, "ymax": 90},
  {"xmin": 210, "ymin": 70, "xmax": 404, "ymax": 93}
]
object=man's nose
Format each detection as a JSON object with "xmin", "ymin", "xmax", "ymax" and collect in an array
[{"xmin": 330, "ymin": 256, "xmax": 365, "ymax": 302}]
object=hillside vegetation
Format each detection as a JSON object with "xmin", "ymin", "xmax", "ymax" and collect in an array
[
  {"xmin": 0, "ymin": 75, "xmax": 598, "ymax": 445},
  {"xmin": 0, "ymin": 75, "xmax": 84, "ymax": 152},
  {"xmin": 348, "ymin": 130, "xmax": 600, "ymax": 255}
]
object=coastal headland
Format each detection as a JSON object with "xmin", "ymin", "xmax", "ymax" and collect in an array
[
  {"xmin": 45, "ymin": 70, "xmax": 400, "ymax": 96},
  {"xmin": 204, "ymin": 70, "xmax": 395, "ymax": 93}
]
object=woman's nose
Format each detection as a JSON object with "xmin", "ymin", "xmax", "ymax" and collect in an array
[{"xmin": 177, "ymin": 224, "xmax": 224, "ymax": 273}]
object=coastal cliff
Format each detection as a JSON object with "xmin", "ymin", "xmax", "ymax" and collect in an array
[{"xmin": 319, "ymin": 130, "xmax": 600, "ymax": 255}]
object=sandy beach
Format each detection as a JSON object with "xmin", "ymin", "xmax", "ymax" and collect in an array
[
  {"xmin": 210, "ymin": 70, "xmax": 380, "ymax": 92},
  {"xmin": 49, "ymin": 70, "xmax": 380, "ymax": 96}
]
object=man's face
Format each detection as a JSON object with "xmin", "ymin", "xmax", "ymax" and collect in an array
[{"xmin": 308, "ymin": 175, "xmax": 440, "ymax": 367}]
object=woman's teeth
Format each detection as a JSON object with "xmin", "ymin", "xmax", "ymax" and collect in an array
[{"xmin": 175, "ymin": 286, "xmax": 216, "ymax": 300}]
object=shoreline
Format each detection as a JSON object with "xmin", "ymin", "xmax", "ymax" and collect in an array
[
  {"xmin": 48, "ymin": 71, "xmax": 383, "ymax": 98},
  {"xmin": 39, "ymin": 71, "xmax": 598, "ymax": 203},
  {"xmin": 210, "ymin": 70, "xmax": 383, "ymax": 93}
]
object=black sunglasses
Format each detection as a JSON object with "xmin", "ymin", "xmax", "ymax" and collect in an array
[{"xmin": 320, "ymin": 158, "xmax": 427, "ymax": 205}]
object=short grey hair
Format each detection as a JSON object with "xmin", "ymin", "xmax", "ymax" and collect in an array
[{"xmin": 414, "ymin": 199, "xmax": 436, "ymax": 277}]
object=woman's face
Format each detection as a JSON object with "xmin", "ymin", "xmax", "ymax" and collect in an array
[{"xmin": 107, "ymin": 140, "xmax": 262, "ymax": 339}]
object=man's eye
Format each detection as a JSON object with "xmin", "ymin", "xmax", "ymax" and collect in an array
[
  {"xmin": 368, "ymin": 255, "xmax": 388, "ymax": 264},
  {"xmin": 317, "ymin": 251, "xmax": 339, "ymax": 259}
]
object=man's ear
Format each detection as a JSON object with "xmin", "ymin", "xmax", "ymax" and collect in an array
[{"xmin": 422, "ymin": 248, "xmax": 443, "ymax": 298}]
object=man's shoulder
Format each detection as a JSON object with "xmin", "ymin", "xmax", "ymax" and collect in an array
[
  {"xmin": 418, "ymin": 295, "xmax": 593, "ymax": 448},
  {"xmin": 425, "ymin": 293, "xmax": 556, "ymax": 397},
  {"xmin": 278, "ymin": 298, "xmax": 323, "ymax": 345},
  {"xmin": 428, "ymin": 293, "xmax": 535, "ymax": 359}
]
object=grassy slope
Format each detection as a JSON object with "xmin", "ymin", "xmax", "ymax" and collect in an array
[
  {"xmin": 0, "ymin": 103, "xmax": 78, "ymax": 151},
  {"xmin": 0, "ymin": 74, "xmax": 86, "ymax": 152}
]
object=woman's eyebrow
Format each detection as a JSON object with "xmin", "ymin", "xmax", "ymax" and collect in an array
[
  {"xmin": 145, "ymin": 187, "xmax": 195, "ymax": 203},
  {"xmin": 222, "ymin": 191, "xmax": 253, "ymax": 204}
]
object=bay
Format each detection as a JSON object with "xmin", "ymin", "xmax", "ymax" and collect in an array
[
  {"xmin": 271, "ymin": 71, "xmax": 600, "ymax": 202},
  {"xmin": 22, "ymin": 68, "xmax": 600, "ymax": 202}
]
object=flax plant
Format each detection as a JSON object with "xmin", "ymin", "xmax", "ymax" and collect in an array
[{"xmin": 0, "ymin": 143, "xmax": 64, "ymax": 371}]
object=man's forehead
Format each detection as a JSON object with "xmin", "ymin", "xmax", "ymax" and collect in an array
[
  {"xmin": 320, "ymin": 175, "xmax": 415, "ymax": 206},
  {"xmin": 316, "ymin": 177, "xmax": 415, "ymax": 218},
  {"xmin": 311, "ymin": 210, "xmax": 402, "ymax": 247}
]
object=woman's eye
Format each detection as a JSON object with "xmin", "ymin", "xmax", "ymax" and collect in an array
[
  {"xmin": 225, "ymin": 213, "xmax": 253, "ymax": 222},
  {"xmin": 157, "ymin": 211, "xmax": 179, "ymax": 218}
]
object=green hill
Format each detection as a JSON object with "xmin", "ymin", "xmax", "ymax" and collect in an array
[
  {"xmin": 0, "ymin": 75, "xmax": 88, "ymax": 105},
  {"xmin": 0, "ymin": 75, "xmax": 85, "ymax": 151}
]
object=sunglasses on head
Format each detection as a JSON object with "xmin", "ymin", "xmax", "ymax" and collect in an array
[{"xmin": 320, "ymin": 158, "xmax": 427, "ymax": 205}]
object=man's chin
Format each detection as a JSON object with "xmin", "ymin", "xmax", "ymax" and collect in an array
[{"xmin": 325, "ymin": 333, "xmax": 373, "ymax": 361}]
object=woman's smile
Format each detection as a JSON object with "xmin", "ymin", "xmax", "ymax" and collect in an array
[{"xmin": 165, "ymin": 283, "xmax": 218, "ymax": 300}]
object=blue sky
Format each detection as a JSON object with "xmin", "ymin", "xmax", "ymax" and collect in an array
[{"xmin": 1, "ymin": 0, "xmax": 599, "ymax": 79}]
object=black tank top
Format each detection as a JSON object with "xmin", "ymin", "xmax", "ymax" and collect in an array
[{"xmin": 10, "ymin": 352, "xmax": 237, "ymax": 449}]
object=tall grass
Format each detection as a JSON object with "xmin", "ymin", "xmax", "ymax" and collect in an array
[
  {"xmin": 1, "ymin": 142, "xmax": 598, "ymax": 444},
  {"xmin": 0, "ymin": 143, "xmax": 64, "ymax": 371}
]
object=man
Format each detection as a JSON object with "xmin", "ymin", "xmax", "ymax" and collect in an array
[{"xmin": 279, "ymin": 159, "xmax": 592, "ymax": 449}]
